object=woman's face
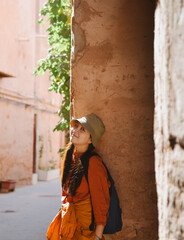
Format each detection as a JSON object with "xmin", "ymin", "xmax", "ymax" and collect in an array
[{"xmin": 70, "ymin": 121, "xmax": 92, "ymax": 146}]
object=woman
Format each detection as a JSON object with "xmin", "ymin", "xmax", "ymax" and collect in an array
[{"xmin": 47, "ymin": 113, "xmax": 110, "ymax": 240}]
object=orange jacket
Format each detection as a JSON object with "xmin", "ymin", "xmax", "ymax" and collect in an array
[
  {"xmin": 47, "ymin": 198, "xmax": 106, "ymax": 240},
  {"xmin": 62, "ymin": 152, "xmax": 110, "ymax": 226}
]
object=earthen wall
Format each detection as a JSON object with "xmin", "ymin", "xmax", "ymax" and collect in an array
[
  {"xmin": 71, "ymin": 0, "xmax": 158, "ymax": 239},
  {"xmin": 154, "ymin": 1, "xmax": 184, "ymax": 239}
]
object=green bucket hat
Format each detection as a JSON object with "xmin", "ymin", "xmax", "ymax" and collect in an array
[{"xmin": 70, "ymin": 113, "xmax": 105, "ymax": 147}]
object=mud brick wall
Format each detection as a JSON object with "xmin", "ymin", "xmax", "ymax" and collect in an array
[
  {"xmin": 154, "ymin": 1, "xmax": 184, "ymax": 239},
  {"xmin": 71, "ymin": 0, "xmax": 158, "ymax": 239}
]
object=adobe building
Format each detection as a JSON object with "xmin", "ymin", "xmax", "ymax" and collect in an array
[
  {"xmin": 1, "ymin": 0, "xmax": 184, "ymax": 239},
  {"xmin": 71, "ymin": 0, "xmax": 157, "ymax": 239},
  {"xmin": 0, "ymin": 0, "xmax": 64, "ymax": 186},
  {"xmin": 154, "ymin": 1, "xmax": 184, "ymax": 239},
  {"xmin": 71, "ymin": 0, "xmax": 184, "ymax": 240}
]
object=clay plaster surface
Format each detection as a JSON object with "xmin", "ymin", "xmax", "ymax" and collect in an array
[
  {"xmin": 71, "ymin": 0, "xmax": 157, "ymax": 239},
  {"xmin": 37, "ymin": 111, "xmax": 64, "ymax": 171},
  {"xmin": 154, "ymin": 1, "xmax": 184, "ymax": 239}
]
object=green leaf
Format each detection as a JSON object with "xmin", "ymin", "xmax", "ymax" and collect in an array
[
  {"xmin": 38, "ymin": 18, "xmax": 45, "ymax": 25},
  {"xmin": 34, "ymin": 0, "xmax": 71, "ymax": 141},
  {"xmin": 58, "ymin": 13, "xmax": 68, "ymax": 23}
]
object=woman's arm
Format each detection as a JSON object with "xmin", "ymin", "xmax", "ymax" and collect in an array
[{"xmin": 88, "ymin": 156, "xmax": 110, "ymax": 239}]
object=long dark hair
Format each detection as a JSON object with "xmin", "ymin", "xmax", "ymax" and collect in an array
[{"xmin": 61, "ymin": 143, "xmax": 95, "ymax": 193}]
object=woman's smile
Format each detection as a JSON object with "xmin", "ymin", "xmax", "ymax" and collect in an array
[
  {"xmin": 70, "ymin": 122, "xmax": 92, "ymax": 147},
  {"xmin": 71, "ymin": 133, "xmax": 78, "ymax": 138}
]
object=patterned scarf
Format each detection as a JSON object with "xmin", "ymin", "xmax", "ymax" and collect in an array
[{"xmin": 62, "ymin": 144, "xmax": 95, "ymax": 196}]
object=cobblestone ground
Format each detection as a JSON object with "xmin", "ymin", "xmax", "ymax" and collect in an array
[{"xmin": 0, "ymin": 179, "xmax": 61, "ymax": 240}]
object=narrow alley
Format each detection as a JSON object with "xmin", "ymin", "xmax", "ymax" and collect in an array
[{"xmin": 0, "ymin": 179, "xmax": 61, "ymax": 240}]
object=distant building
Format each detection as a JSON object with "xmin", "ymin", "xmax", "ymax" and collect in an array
[{"xmin": 0, "ymin": 0, "xmax": 65, "ymax": 186}]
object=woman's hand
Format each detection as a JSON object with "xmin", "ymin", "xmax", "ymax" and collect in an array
[{"xmin": 95, "ymin": 225, "xmax": 104, "ymax": 239}]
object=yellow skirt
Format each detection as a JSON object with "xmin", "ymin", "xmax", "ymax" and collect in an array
[{"xmin": 47, "ymin": 198, "xmax": 104, "ymax": 240}]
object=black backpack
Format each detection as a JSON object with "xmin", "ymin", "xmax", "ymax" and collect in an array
[{"xmin": 80, "ymin": 151, "xmax": 123, "ymax": 234}]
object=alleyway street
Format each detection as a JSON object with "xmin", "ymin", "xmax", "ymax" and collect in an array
[{"xmin": 0, "ymin": 179, "xmax": 61, "ymax": 240}]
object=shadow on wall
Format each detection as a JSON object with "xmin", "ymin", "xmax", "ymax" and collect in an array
[{"xmin": 0, "ymin": 71, "xmax": 14, "ymax": 78}]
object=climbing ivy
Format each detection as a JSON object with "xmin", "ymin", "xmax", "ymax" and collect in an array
[{"xmin": 34, "ymin": 0, "xmax": 72, "ymax": 137}]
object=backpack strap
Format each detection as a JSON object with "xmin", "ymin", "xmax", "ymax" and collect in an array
[
  {"xmin": 81, "ymin": 151, "xmax": 114, "ymax": 186},
  {"xmin": 80, "ymin": 151, "xmax": 99, "ymax": 184}
]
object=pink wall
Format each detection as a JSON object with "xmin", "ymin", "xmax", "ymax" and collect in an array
[
  {"xmin": 71, "ymin": 0, "xmax": 157, "ymax": 239},
  {"xmin": 0, "ymin": 0, "xmax": 64, "ymax": 186},
  {"xmin": 0, "ymin": 102, "xmax": 33, "ymax": 184}
]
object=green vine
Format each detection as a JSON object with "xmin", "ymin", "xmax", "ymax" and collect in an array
[{"xmin": 34, "ymin": 0, "xmax": 72, "ymax": 138}]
